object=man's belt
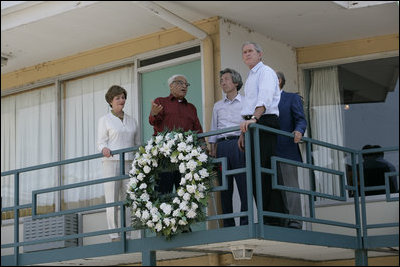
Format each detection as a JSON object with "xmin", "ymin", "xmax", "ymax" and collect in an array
[{"xmin": 217, "ymin": 135, "xmax": 240, "ymax": 143}]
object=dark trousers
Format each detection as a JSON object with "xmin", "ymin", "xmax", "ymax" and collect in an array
[
  {"xmin": 277, "ymin": 162, "xmax": 302, "ymax": 228},
  {"xmin": 252, "ymin": 114, "xmax": 285, "ymax": 225},
  {"xmin": 217, "ymin": 138, "xmax": 248, "ymax": 227},
  {"xmin": 155, "ymin": 171, "xmax": 181, "ymax": 194}
]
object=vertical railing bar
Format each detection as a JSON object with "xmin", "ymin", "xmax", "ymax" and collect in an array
[
  {"xmin": 244, "ymin": 130, "xmax": 255, "ymax": 237},
  {"xmin": 306, "ymin": 141, "xmax": 315, "ymax": 218},
  {"xmin": 351, "ymin": 152, "xmax": 363, "ymax": 250},
  {"xmin": 253, "ymin": 127, "xmax": 264, "ymax": 236},
  {"xmin": 13, "ymin": 173, "xmax": 20, "ymax": 265}
]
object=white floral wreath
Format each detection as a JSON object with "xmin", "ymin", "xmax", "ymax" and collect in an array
[{"xmin": 126, "ymin": 130, "xmax": 214, "ymax": 239}]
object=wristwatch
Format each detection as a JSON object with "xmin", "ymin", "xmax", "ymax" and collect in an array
[{"xmin": 250, "ymin": 115, "xmax": 258, "ymax": 122}]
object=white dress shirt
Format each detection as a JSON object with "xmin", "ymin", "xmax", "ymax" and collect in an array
[
  {"xmin": 241, "ymin": 61, "xmax": 280, "ymax": 116},
  {"xmin": 208, "ymin": 94, "xmax": 244, "ymax": 143},
  {"xmin": 97, "ymin": 112, "xmax": 140, "ymax": 161}
]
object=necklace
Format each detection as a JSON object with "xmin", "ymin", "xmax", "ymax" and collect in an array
[{"xmin": 111, "ymin": 110, "xmax": 124, "ymax": 121}]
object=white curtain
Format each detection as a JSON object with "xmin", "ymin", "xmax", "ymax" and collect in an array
[
  {"xmin": 1, "ymin": 86, "xmax": 57, "ymax": 209},
  {"xmin": 309, "ymin": 66, "xmax": 345, "ymax": 197},
  {"xmin": 62, "ymin": 66, "xmax": 135, "ymax": 208}
]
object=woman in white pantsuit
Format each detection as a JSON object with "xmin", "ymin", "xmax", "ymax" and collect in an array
[{"xmin": 97, "ymin": 85, "xmax": 140, "ymax": 242}]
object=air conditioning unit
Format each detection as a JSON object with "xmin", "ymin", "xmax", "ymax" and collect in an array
[{"xmin": 23, "ymin": 214, "xmax": 78, "ymax": 252}]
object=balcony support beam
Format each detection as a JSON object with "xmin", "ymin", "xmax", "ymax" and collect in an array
[
  {"xmin": 355, "ymin": 249, "xmax": 368, "ymax": 266},
  {"xmin": 142, "ymin": 250, "xmax": 156, "ymax": 266}
]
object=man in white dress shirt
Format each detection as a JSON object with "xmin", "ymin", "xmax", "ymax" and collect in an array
[
  {"xmin": 209, "ymin": 68, "xmax": 248, "ymax": 227},
  {"xmin": 238, "ymin": 41, "xmax": 283, "ymax": 226}
]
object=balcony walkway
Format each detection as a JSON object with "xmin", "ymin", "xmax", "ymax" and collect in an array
[{"xmin": 1, "ymin": 125, "xmax": 399, "ymax": 266}]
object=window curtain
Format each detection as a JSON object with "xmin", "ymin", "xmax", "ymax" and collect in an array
[
  {"xmin": 62, "ymin": 66, "xmax": 135, "ymax": 210},
  {"xmin": 1, "ymin": 86, "xmax": 57, "ymax": 214},
  {"xmin": 309, "ymin": 66, "xmax": 345, "ymax": 197}
]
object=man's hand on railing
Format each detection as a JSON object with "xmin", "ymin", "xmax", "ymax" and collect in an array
[{"xmin": 293, "ymin": 130, "xmax": 303, "ymax": 144}]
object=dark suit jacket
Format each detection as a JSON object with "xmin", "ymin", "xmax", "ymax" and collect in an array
[{"xmin": 276, "ymin": 91, "xmax": 307, "ymax": 162}]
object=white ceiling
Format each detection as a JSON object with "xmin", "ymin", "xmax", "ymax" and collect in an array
[{"xmin": 1, "ymin": 1, "xmax": 399, "ymax": 74}]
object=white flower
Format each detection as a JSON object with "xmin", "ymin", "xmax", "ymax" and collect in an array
[
  {"xmin": 183, "ymin": 192, "xmax": 191, "ymax": 201},
  {"xmin": 193, "ymin": 173, "xmax": 200, "ymax": 181},
  {"xmin": 155, "ymin": 135, "xmax": 164, "ymax": 144},
  {"xmin": 155, "ymin": 222, "xmax": 162, "ymax": 232},
  {"xmin": 184, "ymin": 172, "xmax": 193, "ymax": 181},
  {"xmin": 186, "ymin": 209, "xmax": 197, "ymax": 219},
  {"xmin": 160, "ymin": 203, "xmax": 172, "ymax": 215},
  {"xmin": 179, "ymin": 162, "xmax": 186, "ymax": 173},
  {"xmin": 179, "ymin": 201, "xmax": 188, "ymax": 211},
  {"xmin": 198, "ymin": 153, "xmax": 208, "ymax": 162},
  {"xmin": 151, "ymin": 147, "xmax": 158, "ymax": 156},
  {"xmin": 150, "ymin": 207, "xmax": 158, "ymax": 215},
  {"xmin": 186, "ymin": 135, "xmax": 193, "ymax": 143},
  {"xmin": 152, "ymin": 214, "xmax": 160, "ymax": 222},
  {"xmin": 142, "ymin": 210, "xmax": 150, "ymax": 220},
  {"xmin": 199, "ymin": 168, "xmax": 209, "ymax": 178},
  {"xmin": 173, "ymin": 197, "xmax": 180, "ymax": 204},
  {"xmin": 191, "ymin": 202, "xmax": 198, "ymax": 210},
  {"xmin": 146, "ymin": 221, "xmax": 154, "ymax": 228},
  {"xmin": 145, "ymin": 143, "xmax": 153, "ymax": 152},
  {"xmin": 163, "ymin": 218, "xmax": 171, "ymax": 226},
  {"xmin": 170, "ymin": 155, "xmax": 178, "ymax": 163},
  {"xmin": 186, "ymin": 160, "xmax": 197, "ymax": 171},
  {"xmin": 143, "ymin": 165, "xmax": 151, "ymax": 174},
  {"xmin": 195, "ymin": 191, "xmax": 204, "ymax": 200},
  {"xmin": 173, "ymin": 209, "xmax": 181, "ymax": 217},
  {"xmin": 185, "ymin": 144, "xmax": 193, "ymax": 153},
  {"xmin": 186, "ymin": 184, "xmax": 196, "ymax": 194},
  {"xmin": 135, "ymin": 209, "xmax": 141, "ymax": 218},
  {"xmin": 129, "ymin": 192, "xmax": 136, "ymax": 201},
  {"xmin": 137, "ymin": 173, "xmax": 145, "ymax": 181},
  {"xmin": 128, "ymin": 178, "xmax": 138, "ymax": 189},
  {"xmin": 177, "ymin": 188, "xmax": 185, "ymax": 197},
  {"xmin": 178, "ymin": 219, "xmax": 187, "ymax": 225},
  {"xmin": 177, "ymin": 142, "xmax": 187, "ymax": 152},
  {"xmin": 145, "ymin": 202, "xmax": 153, "ymax": 210},
  {"xmin": 178, "ymin": 153, "xmax": 185, "ymax": 161},
  {"xmin": 139, "ymin": 183, "xmax": 147, "ymax": 190},
  {"xmin": 140, "ymin": 193, "xmax": 150, "ymax": 202},
  {"xmin": 179, "ymin": 177, "xmax": 186, "ymax": 186}
]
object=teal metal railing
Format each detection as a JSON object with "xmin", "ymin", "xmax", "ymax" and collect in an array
[{"xmin": 1, "ymin": 124, "xmax": 398, "ymax": 266}]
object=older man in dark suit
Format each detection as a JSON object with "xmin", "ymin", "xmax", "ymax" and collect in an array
[{"xmin": 275, "ymin": 71, "xmax": 307, "ymax": 229}]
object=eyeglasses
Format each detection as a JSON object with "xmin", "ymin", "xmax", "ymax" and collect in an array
[{"xmin": 173, "ymin": 80, "xmax": 190, "ymax": 87}]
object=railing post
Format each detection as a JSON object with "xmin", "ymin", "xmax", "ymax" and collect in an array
[
  {"xmin": 14, "ymin": 173, "xmax": 20, "ymax": 266},
  {"xmin": 355, "ymin": 248, "xmax": 368, "ymax": 266},
  {"xmin": 142, "ymin": 250, "xmax": 156, "ymax": 266}
]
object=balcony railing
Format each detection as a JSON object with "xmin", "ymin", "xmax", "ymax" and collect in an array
[{"xmin": 1, "ymin": 124, "xmax": 399, "ymax": 266}]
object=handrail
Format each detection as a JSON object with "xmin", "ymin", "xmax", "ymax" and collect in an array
[{"xmin": 1, "ymin": 125, "xmax": 398, "ymax": 266}]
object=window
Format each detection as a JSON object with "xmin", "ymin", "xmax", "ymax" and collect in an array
[
  {"xmin": 305, "ymin": 56, "xmax": 399, "ymax": 198},
  {"xmin": 1, "ymin": 85, "xmax": 58, "ymax": 218}
]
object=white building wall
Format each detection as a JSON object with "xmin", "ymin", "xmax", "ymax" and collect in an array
[{"xmin": 219, "ymin": 18, "xmax": 298, "ymax": 93}]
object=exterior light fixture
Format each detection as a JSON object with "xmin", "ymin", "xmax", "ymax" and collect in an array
[
  {"xmin": 1, "ymin": 56, "xmax": 8, "ymax": 67},
  {"xmin": 230, "ymin": 245, "xmax": 254, "ymax": 260}
]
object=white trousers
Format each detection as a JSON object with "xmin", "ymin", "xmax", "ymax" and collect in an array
[{"xmin": 102, "ymin": 160, "xmax": 140, "ymax": 239}]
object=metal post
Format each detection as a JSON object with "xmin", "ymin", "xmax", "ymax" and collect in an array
[
  {"xmin": 142, "ymin": 250, "xmax": 156, "ymax": 266},
  {"xmin": 355, "ymin": 249, "xmax": 368, "ymax": 266}
]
